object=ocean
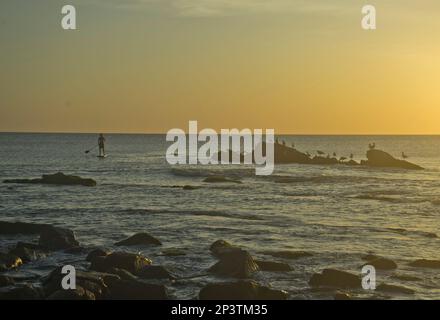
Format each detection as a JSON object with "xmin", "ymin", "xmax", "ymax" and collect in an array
[{"xmin": 1, "ymin": 133, "xmax": 439, "ymax": 299}]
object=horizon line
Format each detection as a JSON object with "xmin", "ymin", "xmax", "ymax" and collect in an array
[{"xmin": 1, "ymin": 131, "xmax": 440, "ymax": 136}]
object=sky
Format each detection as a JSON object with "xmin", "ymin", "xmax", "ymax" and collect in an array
[{"xmin": 1, "ymin": 0, "xmax": 440, "ymax": 134}]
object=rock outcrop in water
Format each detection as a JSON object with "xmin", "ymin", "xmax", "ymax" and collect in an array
[
  {"xmin": 3, "ymin": 172, "xmax": 96, "ymax": 187},
  {"xmin": 115, "ymin": 233, "xmax": 162, "ymax": 247},
  {"xmin": 309, "ymin": 269, "xmax": 360, "ymax": 289},
  {"xmin": 361, "ymin": 149, "xmax": 423, "ymax": 170},
  {"xmin": 199, "ymin": 280, "xmax": 288, "ymax": 300},
  {"xmin": 214, "ymin": 143, "xmax": 424, "ymax": 170}
]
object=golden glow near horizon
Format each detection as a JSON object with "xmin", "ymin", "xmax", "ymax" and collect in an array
[{"xmin": 1, "ymin": 1, "xmax": 440, "ymax": 134}]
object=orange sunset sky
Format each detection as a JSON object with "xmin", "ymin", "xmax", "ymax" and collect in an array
[{"xmin": 1, "ymin": 0, "xmax": 440, "ymax": 134}]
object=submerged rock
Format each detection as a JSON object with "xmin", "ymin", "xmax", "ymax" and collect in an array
[
  {"xmin": 199, "ymin": 280, "xmax": 288, "ymax": 300},
  {"xmin": 203, "ymin": 175, "xmax": 242, "ymax": 184},
  {"xmin": 0, "ymin": 253, "xmax": 23, "ymax": 271},
  {"xmin": 105, "ymin": 279, "xmax": 168, "ymax": 300},
  {"xmin": 409, "ymin": 259, "xmax": 440, "ymax": 269},
  {"xmin": 209, "ymin": 248, "xmax": 259, "ymax": 278},
  {"xmin": 89, "ymin": 252, "xmax": 152, "ymax": 274},
  {"xmin": 262, "ymin": 250, "xmax": 313, "ymax": 260},
  {"xmin": 309, "ymin": 269, "xmax": 360, "ymax": 289},
  {"xmin": 361, "ymin": 255, "xmax": 397, "ymax": 270},
  {"xmin": 115, "ymin": 233, "xmax": 162, "ymax": 246},
  {"xmin": 255, "ymin": 260, "xmax": 292, "ymax": 272},
  {"xmin": 3, "ymin": 172, "xmax": 96, "ymax": 187},
  {"xmin": 376, "ymin": 283, "xmax": 414, "ymax": 295},
  {"xmin": 39, "ymin": 226, "xmax": 79, "ymax": 250},
  {"xmin": 363, "ymin": 149, "xmax": 423, "ymax": 170}
]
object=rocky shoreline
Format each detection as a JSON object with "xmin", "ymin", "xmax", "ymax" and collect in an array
[{"xmin": 1, "ymin": 220, "xmax": 438, "ymax": 300}]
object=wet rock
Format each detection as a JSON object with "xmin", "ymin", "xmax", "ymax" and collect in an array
[
  {"xmin": 363, "ymin": 149, "xmax": 423, "ymax": 170},
  {"xmin": 182, "ymin": 185, "xmax": 201, "ymax": 190},
  {"xmin": 105, "ymin": 279, "xmax": 168, "ymax": 300},
  {"xmin": 376, "ymin": 283, "xmax": 414, "ymax": 295},
  {"xmin": 160, "ymin": 248, "xmax": 186, "ymax": 257},
  {"xmin": 43, "ymin": 267, "xmax": 117, "ymax": 298},
  {"xmin": 115, "ymin": 233, "xmax": 162, "ymax": 246},
  {"xmin": 334, "ymin": 292, "xmax": 351, "ymax": 300},
  {"xmin": 137, "ymin": 265, "xmax": 176, "ymax": 280},
  {"xmin": 309, "ymin": 269, "xmax": 360, "ymax": 289},
  {"xmin": 346, "ymin": 160, "xmax": 359, "ymax": 166},
  {"xmin": 0, "ymin": 284, "xmax": 43, "ymax": 300},
  {"xmin": 86, "ymin": 248, "xmax": 110, "ymax": 262},
  {"xmin": 391, "ymin": 274, "xmax": 421, "ymax": 282},
  {"xmin": 409, "ymin": 259, "xmax": 440, "ymax": 269},
  {"xmin": 64, "ymin": 246, "xmax": 87, "ymax": 254},
  {"xmin": 47, "ymin": 286, "xmax": 96, "ymax": 300},
  {"xmin": 255, "ymin": 260, "xmax": 292, "ymax": 272},
  {"xmin": 3, "ymin": 172, "xmax": 97, "ymax": 187},
  {"xmin": 210, "ymin": 239, "xmax": 235, "ymax": 257},
  {"xmin": 89, "ymin": 252, "xmax": 152, "ymax": 274},
  {"xmin": 209, "ymin": 248, "xmax": 259, "ymax": 278},
  {"xmin": 199, "ymin": 280, "xmax": 288, "ymax": 300},
  {"xmin": 39, "ymin": 226, "xmax": 79, "ymax": 250},
  {"xmin": 361, "ymin": 255, "xmax": 397, "ymax": 270},
  {"xmin": 262, "ymin": 250, "xmax": 313, "ymax": 260},
  {"xmin": 0, "ymin": 221, "xmax": 49, "ymax": 235},
  {"xmin": 0, "ymin": 275, "xmax": 15, "ymax": 287},
  {"xmin": 0, "ymin": 253, "xmax": 23, "ymax": 271},
  {"xmin": 203, "ymin": 175, "xmax": 242, "ymax": 184},
  {"xmin": 107, "ymin": 268, "xmax": 139, "ymax": 281},
  {"xmin": 8, "ymin": 242, "xmax": 47, "ymax": 262}
]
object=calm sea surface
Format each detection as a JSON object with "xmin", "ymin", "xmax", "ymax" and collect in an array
[{"xmin": 1, "ymin": 133, "xmax": 439, "ymax": 299}]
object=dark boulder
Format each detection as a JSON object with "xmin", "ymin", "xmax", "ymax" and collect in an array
[
  {"xmin": 0, "ymin": 284, "xmax": 43, "ymax": 300},
  {"xmin": 208, "ymin": 248, "xmax": 259, "ymax": 278},
  {"xmin": 105, "ymin": 279, "xmax": 168, "ymax": 300},
  {"xmin": 47, "ymin": 286, "xmax": 96, "ymax": 300},
  {"xmin": 137, "ymin": 265, "xmax": 175, "ymax": 280},
  {"xmin": 115, "ymin": 233, "xmax": 162, "ymax": 246},
  {"xmin": 43, "ymin": 266, "xmax": 118, "ymax": 299},
  {"xmin": 86, "ymin": 248, "xmax": 110, "ymax": 262},
  {"xmin": 0, "ymin": 275, "xmax": 15, "ymax": 287},
  {"xmin": 409, "ymin": 259, "xmax": 440, "ymax": 269},
  {"xmin": 0, "ymin": 253, "xmax": 23, "ymax": 271},
  {"xmin": 89, "ymin": 252, "xmax": 152, "ymax": 274},
  {"xmin": 363, "ymin": 149, "xmax": 423, "ymax": 170},
  {"xmin": 39, "ymin": 226, "xmax": 79, "ymax": 250},
  {"xmin": 199, "ymin": 280, "xmax": 288, "ymax": 300},
  {"xmin": 210, "ymin": 239, "xmax": 235, "ymax": 257},
  {"xmin": 309, "ymin": 269, "xmax": 360, "ymax": 289},
  {"xmin": 0, "ymin": 221, "xmax": 50, "ymax": 235},
  {"xmin": 3, "ymin": 172, "xmax": 97, "ymax": 187},
  {"xmin": 376, "ymin": 283, "xmax": 414, "ymax": 295},
  {"xmin": 8, "ymin": 242, "xmax": 47, "ymax": 263},
  {"xmin": 361, "ymin": 255, "xmax": 397, "ymax": 270},
  {"xmin": 255, "ymin": 260, "xmax": 292, "ymax": 272}
]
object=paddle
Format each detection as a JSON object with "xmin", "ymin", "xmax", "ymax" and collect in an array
[{"xmin": 85, "ymin": 145, "xmax": 98, "ymax": 154}]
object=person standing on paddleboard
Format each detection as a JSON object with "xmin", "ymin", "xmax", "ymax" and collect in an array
[{"xmin": 98, "ymin": 134, "xmax": 106, "ymax": 156}]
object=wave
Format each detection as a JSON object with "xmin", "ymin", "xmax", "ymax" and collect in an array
[
  {"xmin": 120, "ymin": 208, "xmax": 263, "ymax": 221},
  {"xmin": 170, "ymin": 167, "xmax": 255, "ymax": 179}
]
